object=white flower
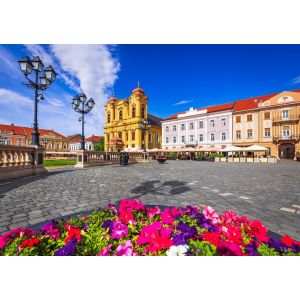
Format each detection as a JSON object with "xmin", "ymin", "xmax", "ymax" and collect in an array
[{"xmin": 166, "ymin": 245, "xmax": 189, "ymax": 256}]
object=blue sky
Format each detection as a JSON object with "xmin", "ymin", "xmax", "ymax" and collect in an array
[{"xmin": 1, "ymin": 44, "xmax": 300, "ymax": 136}]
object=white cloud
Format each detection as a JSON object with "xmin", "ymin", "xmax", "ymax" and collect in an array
[
  {"xmin": 0, "ymin": 46, "xmax": 22, "ymax": 79},
  {"xmin": 22, "ymin": 44, "xmax": 120, "ymax": 136},
  {"xmin": 173, "ymin": 100, "xmax": 193, "ymax": 106},
  {"xmin": 291, "ymin": 76, "xmax": 300, "ymax": 85}
]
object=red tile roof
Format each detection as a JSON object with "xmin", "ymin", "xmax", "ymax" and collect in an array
[
  {"xmin": 85, "ymin": 135, "xmax": 103, "ymax": 142},
  {"xmin": 0, "ymin": 124, "xmax": 66, "ymax": 139},
  {"xmin": 233, "ymin": 89, "xmax": 300, "ymax": 112},
  {"xmin": 206, "ymin": 102, "xmax": 235, "ymax": 113},
  {"xmin": 0, "ymin": 124, "xmax": 26, "ymax": 135}
]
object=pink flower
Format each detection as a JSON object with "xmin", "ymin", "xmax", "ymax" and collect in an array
[
  {"xmin": 222, "ymin": 210, "xmax": 240, "ymax": 226},
  {"xmin": 0, "ymin": 228, "xmax": 35, "ymax": 250},
  {"xmin": 217, "ymin": 240, "xmax": 244, "ymax": 256},
  {"xmin": 161, "ymin": 208, "xmax": 174, "ymax": 225},
  {"xmin": 203, "ymin": 206, "xmax": 220, "ymax": 225},
  {"xmin": 111, "ymin": 221, "xmax": 128, "ymax": 239},
  {"xmin": 147, "ymin": 206, "xmax": 161, "ymax": 219},
  {"xmin": 116, "ymin": 240, "xmax": 138, "ymax": 256},
  {"xmin": 97, "ymin": 245, "xmax": 112, "ymax": 256}
]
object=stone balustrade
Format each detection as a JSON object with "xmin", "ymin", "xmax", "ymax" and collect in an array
[
  {"xmin": 75, "ymin": 150, "xmax": 149, "ymax": 168},
  {"xmin": 0, "ymin": 145, "xmax": 47, "ymax": 181},
  {"xmin": 215, "ymin": 156, "xmax": 278, "ymax": 163}
]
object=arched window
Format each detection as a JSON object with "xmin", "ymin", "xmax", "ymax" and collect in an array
[
  {"xmin": 132, "ymin": 131, "xmax": 135, "ymax": 141},
  {"xmin": 132, "ymin": 106, "xmax": 136, "ymax": 118},
  {"xmin": 107, "ymin": 113, "xmax": 111, "ymax": 123},
  {"xmin": 119, "ymin": 110, "xmax": 123, "ymax": 121},
  {"xmin": 118, "ymin": 131, "xmax": 122, "ymax": 139},
  {"xmin": 141, "ymin": 105, "xmax": 145, "ymax": 118}
]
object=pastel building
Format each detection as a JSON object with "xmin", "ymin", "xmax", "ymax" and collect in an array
[{"xmin": 162, "ymin": 103, "xmax": 234, "ymax": 150}]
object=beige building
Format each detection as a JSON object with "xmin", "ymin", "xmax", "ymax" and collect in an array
[{"xmin": 233, "ymin": 89, "xmax": 300, "ymax": 158}]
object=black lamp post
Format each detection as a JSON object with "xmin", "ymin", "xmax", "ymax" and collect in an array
[
  {"xmin": 139, "ymin": 118, "xmax": 151, "ymax": 152},
  {"xmin": 18, "ymin": 56, "xmax": 57, "ymax": 146},
  {"xmin": 71, "ymin": 93, "xmax": 95, "ymax": 150}
]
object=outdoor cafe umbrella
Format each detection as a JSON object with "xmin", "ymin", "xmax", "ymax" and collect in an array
[
  {"xmin": 242, "ymin": 144, "xmax": 268, "ymax": 151},
  {"xmin": 222, "ymin": 146, "xmax": 243, "ymax": 152}
]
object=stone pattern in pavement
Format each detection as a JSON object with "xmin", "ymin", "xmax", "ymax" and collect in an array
[{"xmin": 0, "ymin": 160, "xmax": 299, "ymax": 239}]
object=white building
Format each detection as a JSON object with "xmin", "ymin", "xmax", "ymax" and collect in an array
[
  {"xmin": 161, "ymin": 103, "xmax": 234, "ymax": 150},
  {"xmin": 69, "ymin": 135, "xmax": 103, "ymax": 151}
]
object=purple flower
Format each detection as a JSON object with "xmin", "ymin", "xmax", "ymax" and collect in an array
[
  {"xmin": 290, "ymin": 243, "xmax": 300, "ymax": 253},
  {"xmin": 102, "ymin": 220, "xmax": 114, "ymax": 233},
  {"xmin": 267, "ymin": 238, "xmax": 288, "ymax": 253},
  {"xmin": 172, "ymin": 233, "xmax": 186, "ymax": 246},
  {"xmin": 111, "ymin": 221, "xmax": 128, "ymax": 239},
  {"xmin": 196, "ymin": 213, "xmax": 219, "ymax": 232},
  {"xmin": 186, "ymin": 206, "xmax": 198, "ymax": 218},
  {"xmin": 83, "ymin": 222, "xmax": 88, "ymax": 231},
  {"xmin": 40, "ymin": 220, "xmax": 60, "ymax": 239},
  {"xmin": 245, "ymin": 241, "xmax": 260, "ymax": 256},
  {"xmin": 54, "ymin": 237, "xmax": 77, "ymax": 256},
  {"xmin": 176, "ymin": 222, "xmax": 197, "ymax": 238}
]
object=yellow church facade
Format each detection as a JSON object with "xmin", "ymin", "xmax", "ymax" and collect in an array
[{"xmin": 104, "ymin": 86, "xmax": 162, "ymax": 152}]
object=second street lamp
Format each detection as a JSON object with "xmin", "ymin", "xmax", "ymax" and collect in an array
[
  {"xmin": 139, "ymin": 118, "xmax": 151, "ymax": 152},
  {"xmin": 18, "ymin": 56, "xmax": 57, "ymax": 146},
  {"xmin": 72, "ymin": 93, "xmax": 95, "ymax": 150}
]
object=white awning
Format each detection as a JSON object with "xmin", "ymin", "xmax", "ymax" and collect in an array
[
  {"xmin": 222, "ymin": 146, "xmax": 243, "ymax": 152},
  {"xmin": 242, "ymin": 144, "xmax": 268, "ymax": 151}
]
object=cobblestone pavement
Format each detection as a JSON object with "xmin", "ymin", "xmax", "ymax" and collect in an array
[{"xmin": 0, "ymin": 160, "xmax": 300, "ymax": 239}]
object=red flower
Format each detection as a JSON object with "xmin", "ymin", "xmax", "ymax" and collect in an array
[
  {"xmin": 281, "ymin": 235, "xmax": 294, "ymax": 247},
  {"xmin": 19, "ymin": 237, "xmax": 40, "ymax": 251},
  {"xmin": 119, "ymin": 208, "xmax": 135, "ymax": 225},
  {"xmin": 245, "ymin": 220, "xmax": 269, "ymax": 243},
  {"xmin": 223, "ymin": 226, "xmax": 245, "ymax": 246},
  {"xmin": 202, "ymin": 231, "xmax": 220, "ymax": 247},
  {"xmin": 161, "ymin": 208, "xmax": 174, "ymax": 225},
  {"xmin": 64, "ymin": 225, "xmax": 81, "ymax": 243}
]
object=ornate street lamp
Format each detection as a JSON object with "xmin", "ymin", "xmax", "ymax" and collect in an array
[
  {"xmin": 71, "ymin": 93, "xmax": 95, "ymax": 150},
  {"xmin": 18, "ymin": 56, "xmax": 57, "ymax": 146},
  {"xmin": 139, "ymin": 118, "xmax": 151, "ymax": 152}
]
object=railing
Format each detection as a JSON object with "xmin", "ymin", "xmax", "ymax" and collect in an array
[
  {"xmin": 75, "ymin": 150, "xmax": 149, "ymax": 168},
  {"xmin": 273, "ymin": 135, "xmax": 300, "ymax": 142},
  {"xmin": 0, "ymin": 144, "xmax": 46, "ymax": 181},
  {"xmin": 273, "ymin": 115, "xmax": 300, "ymax": 123}
]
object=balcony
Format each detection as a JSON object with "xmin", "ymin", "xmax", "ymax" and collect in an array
[
  {"xmin": 273, "ymin": 135, "xmax": 300, "ymax": 143},
  {"xmin": 273, "ymin": 114, "xmax": 300, "ymax": 124}
]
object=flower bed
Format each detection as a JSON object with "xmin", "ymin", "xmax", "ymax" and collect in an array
[{"xmin": 1, "ymin": 199, "xmax": 299, "ymax": 256}]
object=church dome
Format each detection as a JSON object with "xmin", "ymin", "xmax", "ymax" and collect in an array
[
  {"xmin": 132, "ymin": 87, "xmax": 145, "ymax": 95},
  {"xmin": 107, "ymin": 96, "xmax": 117, "ymax": 104}
]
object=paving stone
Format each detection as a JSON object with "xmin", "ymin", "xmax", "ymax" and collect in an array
[
  {"xmin": 280, "ymin": 207, "xmax": 296, "ymax": 213},
  {"xmin": 292, "ymin": 204, "xmax": 300, "ymax": 209},
  {"xmin": 28, "ymin": 218, "xmax": 47, "ymax": 225}
]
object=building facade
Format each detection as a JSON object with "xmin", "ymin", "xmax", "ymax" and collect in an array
[
  {"xmin": 0, "ymin": 124, "xmax": 69, "ymax": 151},
  {"xmin": 69, "ymin": 135, "xmax": 103, "ymax": 151},
  {"xmin": 233, "ymin": 89, "xmax": 300, "ymax": 159},
  {"xmin": 162, "ymin": 103, "xmax": 234, "ymax": 150},
  {"xmin": 104, "ymin": 86, "xmax": 162, "ymax": 152}
]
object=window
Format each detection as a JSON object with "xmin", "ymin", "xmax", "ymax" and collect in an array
[
  {"xmin": 282, "ymin": 110, "xmax": 289, "ymax": 120},
  {"xmin": 189, "ymin": 135, "xmax": 194, "ymax": 142},
  {"xmin": 166, "ymin": 136, "xmax": 169, "ymax": 143},
  {"xmin": 17, "ymin": 138, "xmax": 22, "ymax": 146},
  {"xmin": 199, "ymin": 121, "xmax": 204, "ymax": 129},
  {"xmin": 210, "ymin": 119, "xmax": 215, "ymax": 127},
  {"xmin": 221, "ymin": 132, "xmax": 226, "ymax": 141},
  {"xmin": 264, "ymin": 112, "xmax": 270, "ymax": 119},
  {"xmin": 173, "ymin": 125, "xmax": 177, "ymax": 132},
  {"xmin": 181, "ymin": 136, "xmax": 185, "ymax": 143},
  {"xmin": 181, "ymin": 124, "xmax": 185, "ymax": 130},
  {"xmin": 149, "ymin": 133, "xmax": 152, "ymax": 142},
  {"xmin": 118, "ymin": 132, "xmax": 122, "ymax": 139},
  {"xmin": 56, "ymin": 143, "xmax": 60, "ymax": 149},
  {"xmin": 156, "ymin": 134, "xmax": 159, "ymax": 143},
  {"xmin": 48, "ymin": 143, "xmax": 51, "ymax": 149},
  {"xmin": 221, "ymin": 118, "xmax": 226, "ymax": 126},
  {"xmin": 132, "ymin": 131, "xmax": 135, "ymax": 141},
  {"xmin": 189, "ymin": 123, "xmax": 194, "ymax": 130},
  {"xmin": 210, "ymin": 133, "xmax": 215, "ymax": 141},
  {"xmin": 236, "ymin": 116, "xmax": 241, "ymax": 123},
  {"xmin": 107, "ymin": 113, "xmax": 111, "ymax": 123},
  {"xmin": 264, "ymin": 128, "xmax": 271, "ymax": 137},
  {"xmin": 199, "ymin": 134, "xmax": 203, "ymax": 142},
  {"xmin": 166, "ymin": 126, "xmax": 169, "ymax": 132},
  {"xmin": 236, "ymin": 130, "xmax": 241, "ymax": 139},
  {"xmin": 247, "ymin": 129, "xmax": 253, "ymax": 139},
  {"xmin": 282, "ymin": 126, "xmax": 290, "ymax": 137},
  {"xmin": 173, "ymin": 136, "xmax": 177, "ymax": 143},
  {"xmin": 132, "ymin": 106, "xmax": 136, "ymax": 118},
  {"xmin": 141, "ymin": 105, "xmax": 145, "ymax": 118},
  {"xmin": 247, "ymin": 114, "xmax": 252, "ymax": 122},
  {"xmin": 119, "ymin": 110, "xmax": 123, "ymax": 121},
  {"xmin": 64, "ymin": 144, "xmax": 67, "ymax": 149}
]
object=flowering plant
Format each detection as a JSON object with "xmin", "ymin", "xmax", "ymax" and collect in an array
[{"xmin": 0, "ymin": 199, "xmax": 299, "ymax": 256}]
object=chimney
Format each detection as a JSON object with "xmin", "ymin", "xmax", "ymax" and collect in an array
[{"xmin": 11, "ymin": 123, "xmax": 14, "ymax": 126}]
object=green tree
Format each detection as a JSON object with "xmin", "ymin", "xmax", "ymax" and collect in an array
[{"xmin": 94, "ymin": 139, "xmax": 105, "ymax": 151}]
